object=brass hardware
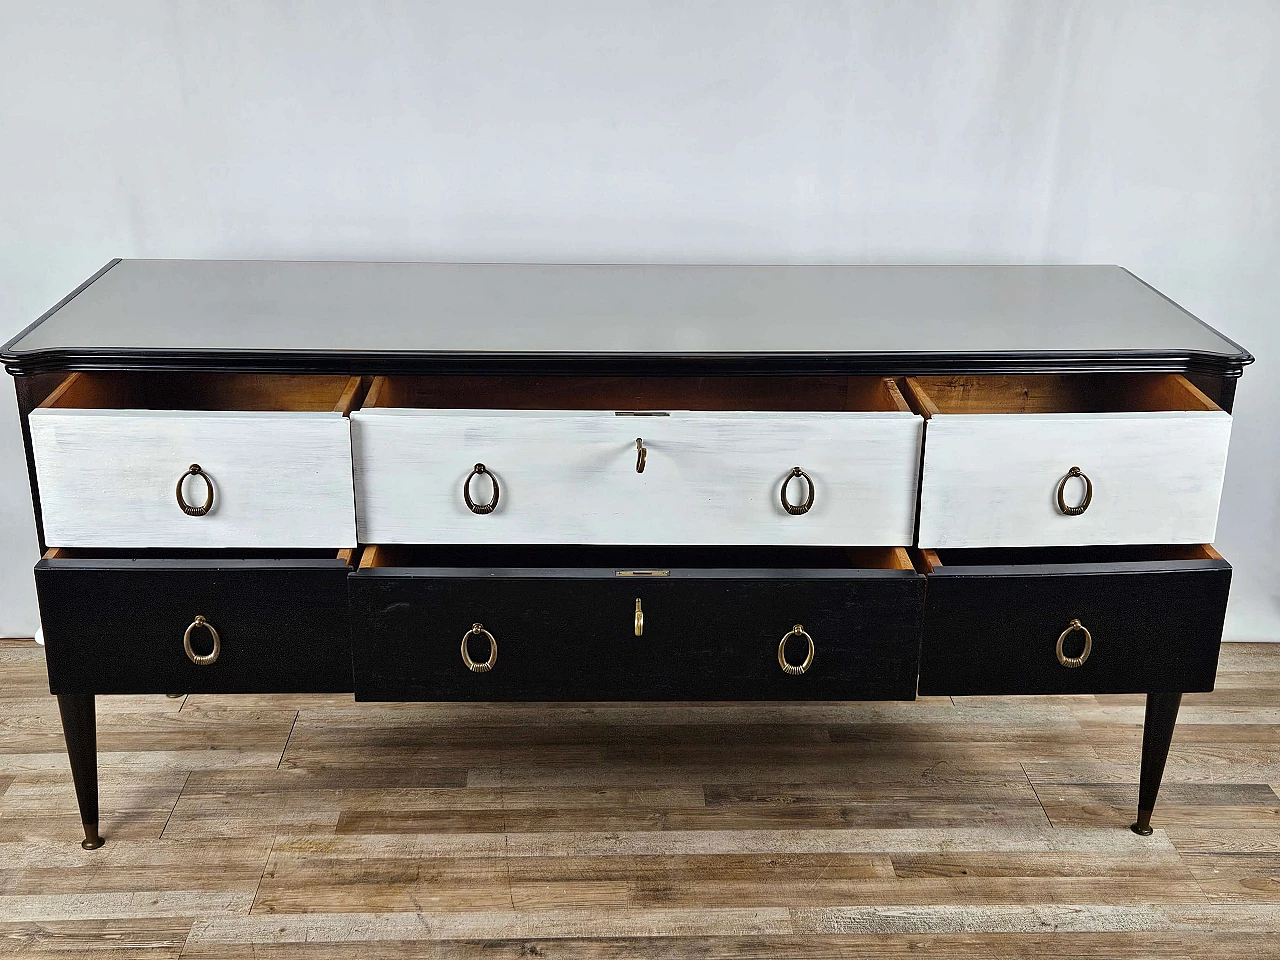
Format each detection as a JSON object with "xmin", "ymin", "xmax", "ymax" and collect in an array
[
  {"xmin": 463, "ymin": 463, "xmax": 500, "ymax": 515},
  {"xmin": 780, "ymin": 466, "xmax": 815, "ymax": 516},
  {"xmin": 778, "ymin": 624, "xmax": 815, "ymax": 675},
  {"xmin": 175, "ymin": 464, "xmax": 214, "ymax": 517},
  {"xmin": 1056, "ymin": 466, "xmax": 1093, "ymax": 516},
  {"xmin": 183, "ymin": 615, "xmax": 221, "ymax": 666},
  {"xmin": 615, "ymin": 570, "xmax": 670, "ymax": 577},
  {"xmin": 1056, "ymin": 618, "xmax": 1093, "ymax": 668},
  {"xmin": 461, "ymin": 623, "xmax": 498, "ymax": 673},
  {"xmin": 635, "ymin": 438, "xmax": 647, "ymax": 473},
  {"xmin": 634, "ymin": 599, "xmax": 644, "ymax": 637},
  {"xmin": 614, "ymin": 411, "xmax": 670, "ymax": 416},
  {"xmin": 80, "ymin": 824, "xmax": 104, "ymax": 850}
]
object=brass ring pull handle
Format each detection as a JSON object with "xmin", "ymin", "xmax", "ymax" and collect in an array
[
  {"xmin": 778, "ymin": 624, "xmax": 815, "ymax": 675},
  {"xmin": 1056, "ymin": 618, "xmax": 1093, "ymax": 668},
  {"xmin": 635, "ymin": 438, "xmax": 647, "ymax": 473},
  {"xmin": 176, "ymin": 464, "xmax": 214, "ymax": 517},
  {"xmin": 463, "ymin": 463, "xmax": 500, "ymax": 515},
  {"xmin": 634, "ymin": 599, "xmax": 644, "ymax": 637},
  {"xmin": 461, "ymin": 623, "xmax": 498, "ymax": 673},
  {"xmin": 183, "ymin": 615, "xmax": 221, "ymax": 666},
  {"xmin": 780, "ymin": 467, "xmax": 815, "ymax": 516},
  {"xmin": 1056, "ymin": 466, "xmax": 1093, "ymax": 516}
]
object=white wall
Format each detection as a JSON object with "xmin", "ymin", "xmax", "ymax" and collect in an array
[{"xmin": 2, "ymin": 1, "xmax": 1277, "ymax": 638}]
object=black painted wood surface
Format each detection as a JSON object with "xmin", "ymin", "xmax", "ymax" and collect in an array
[
  {"xmin": 55, "ymin": 693, "xmax": 103, "ymax": 848},
  {"xmin": 351, "ymin": 566, "xmax": 925, "ymax": 702},
  {"xmin": 35, "ymin": 557, "xmax": 354, "ymax": 695},
  {"xmin": 918, "ymin": 558, "xmax": 1232, "ymax": 696},
  {"xmin": 1132, "ymin": 692, "xmax": 1184, "ymax": 835}
]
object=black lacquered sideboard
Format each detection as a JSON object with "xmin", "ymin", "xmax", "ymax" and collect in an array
[{"xmin": 2, "ymin": 260, "xmax": 1250, "ymax": 848}]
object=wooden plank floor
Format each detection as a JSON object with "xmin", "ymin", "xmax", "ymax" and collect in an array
[{"xmin": 2, "ymin": 638, "xmax": 1280, "ymax": 957}]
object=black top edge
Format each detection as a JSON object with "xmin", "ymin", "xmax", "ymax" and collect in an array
[{"xmin": 1, "ymin": 347, "xmax": 1253, "ymax": 378}]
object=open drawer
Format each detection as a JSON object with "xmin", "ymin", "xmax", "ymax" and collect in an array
[
  {"xmin": 351, "ymin": 376, "xmax": 924, "ymax": 547},
  {"xmin": 350, "ymin": 545, "xmax": 926, "ymax": 702},
  {"xmin": 34, "ymin": 548, "xmax": 358, "ymax": 695},
  {"xmin": 903, "ymin": 374, "xmax": 1232, "ymax": 548},
  {"xmin": 28, "ymin": 372, "xmax": 363, "ymax": 548},
  {"xmin": 916, "ymin": 544, "xmax": 1231, "ymax": 696}
]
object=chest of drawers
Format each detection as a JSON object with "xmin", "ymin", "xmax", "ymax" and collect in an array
[{"xmin": 3, "ymin": 260, "xmax": 1251, "ymax": 850}]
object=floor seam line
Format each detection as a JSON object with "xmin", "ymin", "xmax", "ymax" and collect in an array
[
  {"xmin": 277, "ymin": 710, "xmax": 300, "ymax": 771},
  {"xmin": 158, "ymin": 770, "xmax": 191, "ymax": 841},
  {"xmin": 1020, "ymin": 760, "xmax": 1056, "ymax": 828}
]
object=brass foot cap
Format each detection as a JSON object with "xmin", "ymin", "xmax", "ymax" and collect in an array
[
  {"xmin": 81, "ymin": 826, "xmax": 104, "ymax": 850},
  {"xmin": 1130, "ymin": 822, "xmax": 1154, "ymax": 836}
]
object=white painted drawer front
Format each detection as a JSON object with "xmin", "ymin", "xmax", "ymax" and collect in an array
[
  {"xmin": 30, "ymin": 410, "xmax": 357, "ymax": 548},
  {"xmin": 917, "ymin": 411, "xmax": 1232, "ymax": 548},
  {"xmin": 353, "ymin": 409, "xmax": 923, "ymax": 546}
]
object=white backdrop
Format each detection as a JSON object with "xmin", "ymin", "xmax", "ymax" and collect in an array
[{"xmin": 2, "ymin": 1, "xmax": 1277, "ymax": 639}]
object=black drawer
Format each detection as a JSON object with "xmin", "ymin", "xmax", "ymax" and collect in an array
[
  {"xmin": 35, "ymin": 549, "xmax": 355, "ymax": 695},
  {"xmin": 917, "ymin": 545, "xmax": 1231, "ymax": 696},
  {"xmin": 350, "ymin": 546, "xmax": 926, "ymax": 702}
]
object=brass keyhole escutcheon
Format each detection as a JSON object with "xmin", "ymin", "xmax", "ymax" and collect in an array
[
  {"xmin": 176, "ymin": 464, "xmax": 214, "ymax": 517},
  {"xmin": 635, "ymin": 438, "xmax": 647, "ymax": 473},
  {"xmin": 634, "ymin": 599, "xmax": 644, "ymax": 637}
]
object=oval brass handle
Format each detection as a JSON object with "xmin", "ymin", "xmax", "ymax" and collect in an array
[
  {"xmin": 1056, "ymin": 466, "xmax": 1093, "ymax": 516},
  {"xmin": 176, "ymin": 464, "xmax": 214, "ymax": 517},
  {"xmin": 781, "ymin": 467, "xmax": 815, "ymax": 516},
  {"xmin": 634, "ymin": 599, "xmax": 644, "ymax": 637},
  {"xmin": 1056, "ymin": 618, "xmax": 1092, "ymax": 668},
  {"xmin": 635, "ymin": 438, "xmax": 647, "ymax": 473},
  {"xmin": 183, "ymin": 615, "xmax": 221, "ymax": 666},
  {"xmin": 463, "ymin": 463, "xmax": 500, "ymax": 515},
  {"xmin": 462, "ymin": 622, "xmax": 498, "ymax": 673},
  {"xmin": 778, "ymin": 624, "xmax": 815, "ymax": 675}
]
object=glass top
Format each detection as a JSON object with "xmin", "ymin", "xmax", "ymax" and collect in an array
[{"xmin": 4, "ymin": 260, "xmax": 1247, "ymax": 362}]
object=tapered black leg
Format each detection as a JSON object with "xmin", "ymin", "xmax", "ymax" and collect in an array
[
  {"xmin": 1131, "ymin": 692, "xmax": 1182, "ymax": 836},
  {"xmin": 56, "ymin": 694, "xmax": 104, "ymax": 849}
]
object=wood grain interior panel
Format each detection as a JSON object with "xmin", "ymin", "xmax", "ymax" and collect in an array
[
  {"xmin": 39, "ymin": 372, "xmax": 362, "ymax": 412},
  {"xmin": 357, "ymin": 544, "xmax": 914, "ymax": 571},
  {"xmin": 902, "ymin": 373, "xmax": 1223, "ymax": 416},
  {"xmin": 924, "ymin": 543, "xmax": 1223, "ymax": 568},
  {"xmin": 42, "ymin": 548, "xmax": 354, "ymax": 563},
  {"xmin": 364, "ymin": 375, "xmax": 910, "ymax": 412}
]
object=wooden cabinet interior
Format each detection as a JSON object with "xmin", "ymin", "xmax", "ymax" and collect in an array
[
  {"xmin": 38, "ymin": 371, "xmax": 365, "ymax": 413},
  {"xmin": 901, "ymin": 373, "xmax": 1221, "ymax": 416}
]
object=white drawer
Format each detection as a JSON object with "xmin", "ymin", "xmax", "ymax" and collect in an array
[
  {"xmin": 30, "ymin": 373, "xmax": 361, "ymax": 548},
  {"xmin": 906, "ymin": 374, "xmax": 1232, "ymax": 549},
  {"xmin": 352, "ymin": 376, "xmax": 923, "ymax": 546}
]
